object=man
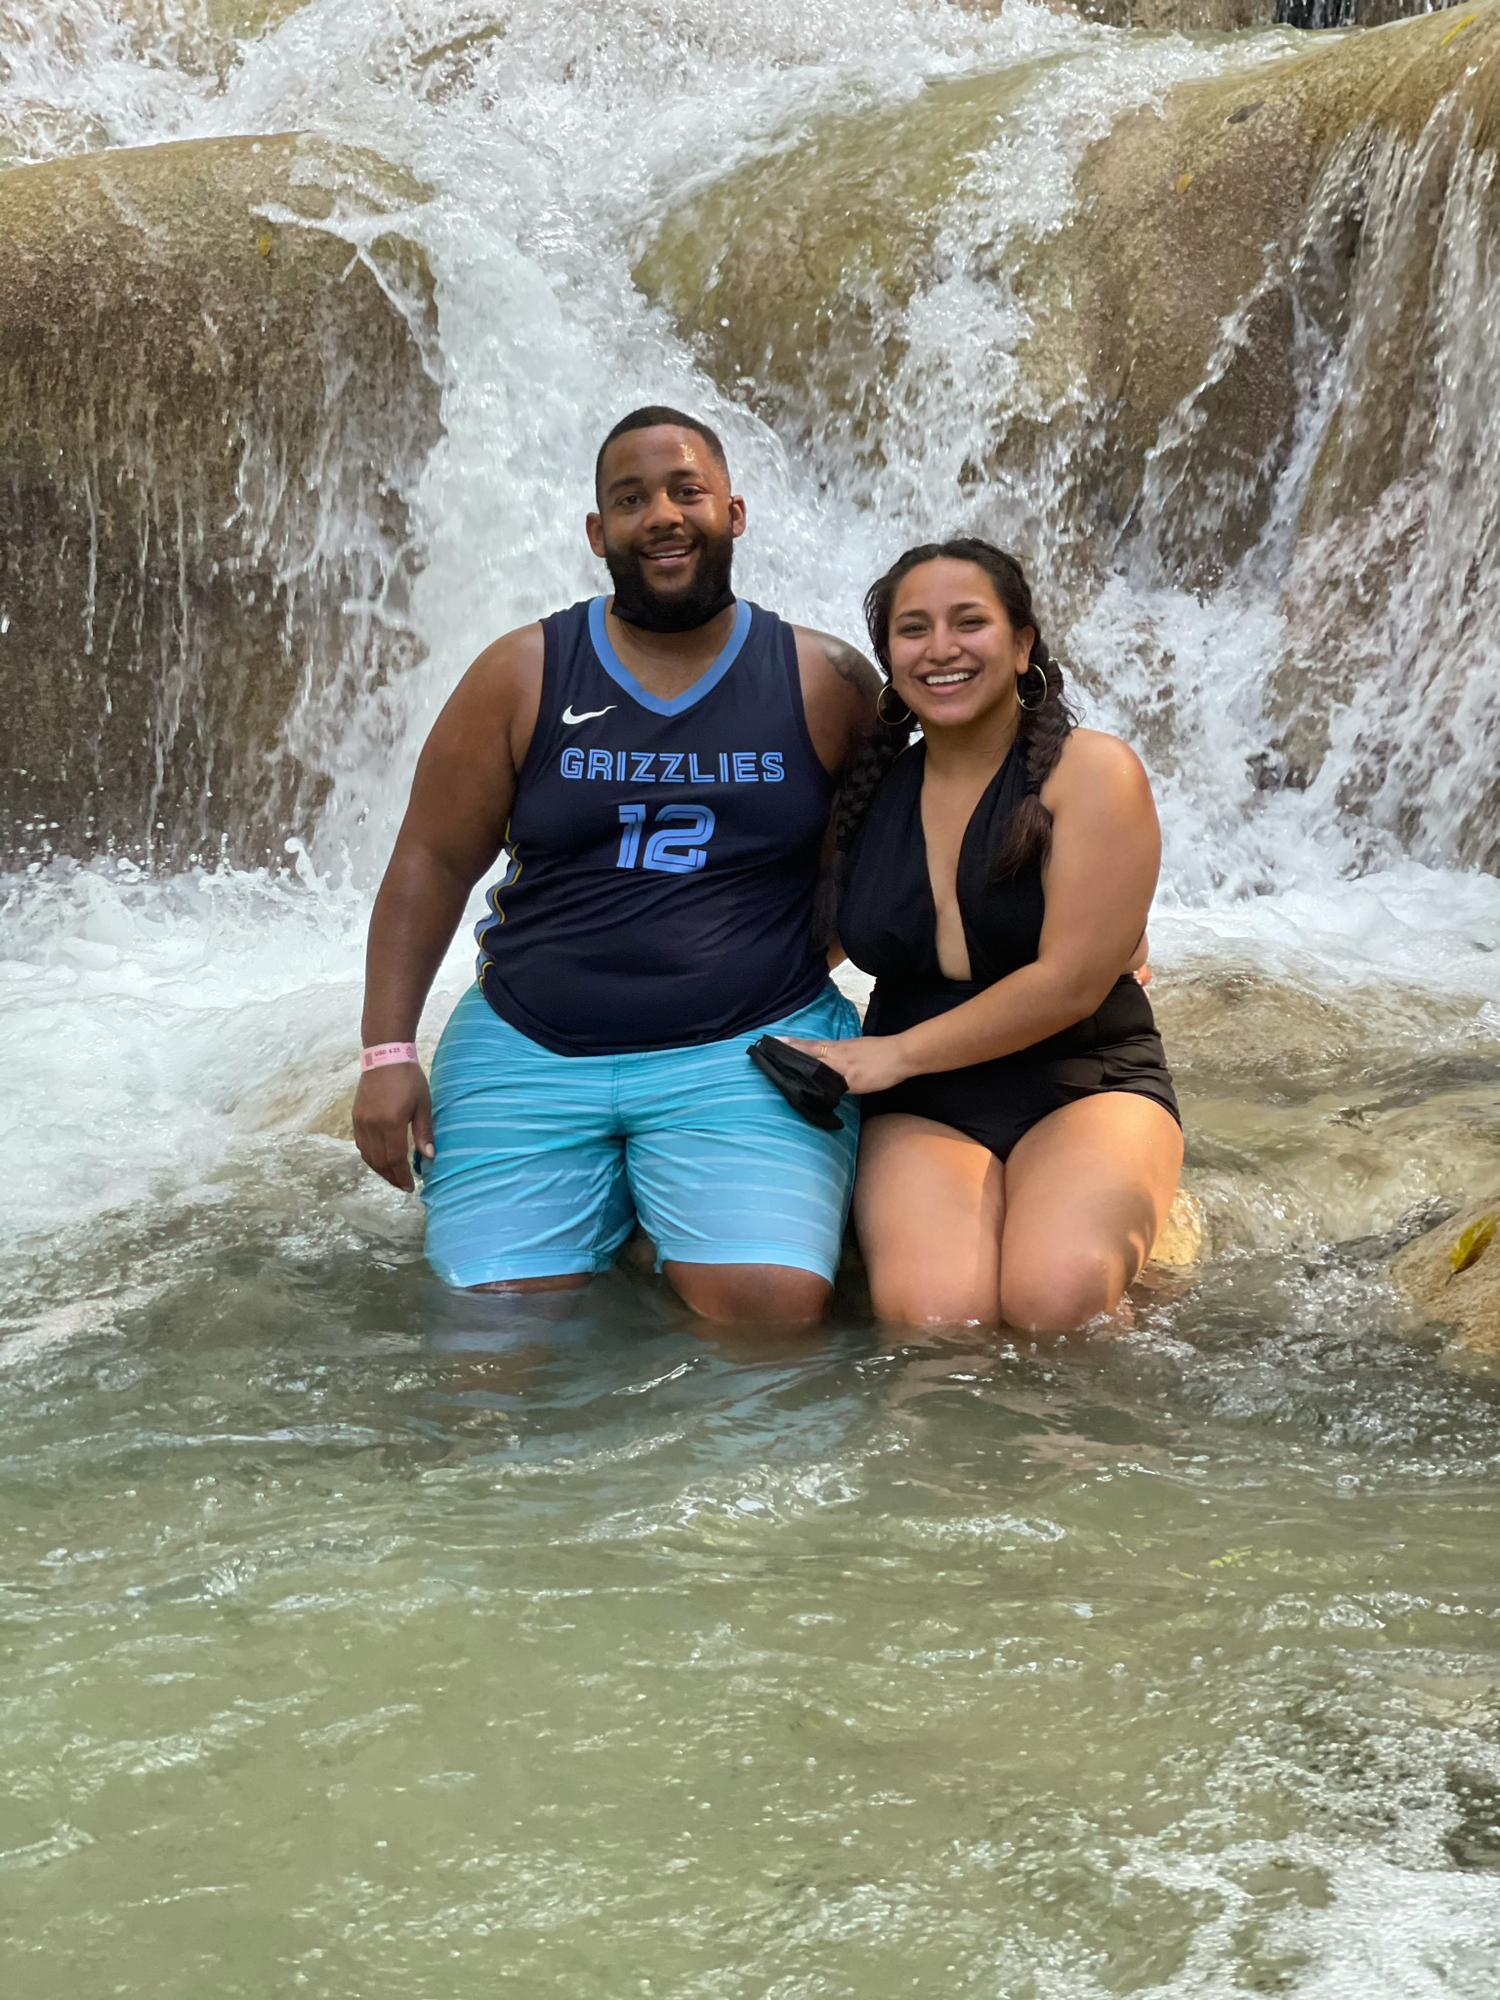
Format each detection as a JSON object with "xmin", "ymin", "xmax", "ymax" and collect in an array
[{"xmin": 353, "ymin": 407, "xmax": 879, "ymax": 1323}]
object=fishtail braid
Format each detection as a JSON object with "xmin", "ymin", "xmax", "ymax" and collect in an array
[
  {"xmin": 812, "ymin": 705, "xmax": 913, "ymax": 949},
  {"xmin": 833, "ymin": 708, "xmax": 913, "ymax": 861},
  {"xmin": 992, "ymin": 638, "xmax": 1077, "ymax": 880}
]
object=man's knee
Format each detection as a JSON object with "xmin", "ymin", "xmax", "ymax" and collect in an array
[
  {"xmin": 665, "ymin": 1262, "xmax": 832, "ymax": 1326},
  {"xmin": 999, "ymin": 1251, "xmax": 1123, "ymax": 1334}
]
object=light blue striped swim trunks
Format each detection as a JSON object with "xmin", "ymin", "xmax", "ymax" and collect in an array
[{"xmin": 419, "ymin": 981, "xmax": 860, "ymax": 1289}]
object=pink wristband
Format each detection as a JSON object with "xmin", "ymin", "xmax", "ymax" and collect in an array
[{"xmin": 361, "ymin": 1042, "xmax": 420, "ymax": 1072}]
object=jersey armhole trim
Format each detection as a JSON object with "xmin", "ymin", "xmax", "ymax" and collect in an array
[
  {"xmin": 510, "ymin": 614, "xmax": 555, "ymax": 791},
  {"xmin": 783, "ymin": 621, "xmax": 837, "ymax": 797}
]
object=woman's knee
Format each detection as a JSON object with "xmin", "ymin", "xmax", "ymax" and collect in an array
[
  {"xmin": 999, "ymin": 1250, "xmax": 1125, "ymax": 1334},
  {"xmin": 867, "ymin": 1267, "xmax": 1001, "ymax": 1329}
]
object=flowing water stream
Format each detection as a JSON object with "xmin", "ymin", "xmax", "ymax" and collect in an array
[{"xmin": 3, "ymin": 3, "xmax": 1500, "ymax": 1992}]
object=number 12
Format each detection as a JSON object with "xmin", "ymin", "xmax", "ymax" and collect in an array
[{"xmin": 616, "ymin": 803, "xmax": 716, "ymax": 874}]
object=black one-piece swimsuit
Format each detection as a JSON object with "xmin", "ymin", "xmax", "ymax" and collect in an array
[{"xmin": 838, "ymin": 739, "xmax": 1180, "ymax": 1160}]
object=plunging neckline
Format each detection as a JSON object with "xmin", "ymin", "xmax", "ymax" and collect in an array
[{"xmin": 915, "ymin": 738, "xmax": 1024, "ymax": 985}]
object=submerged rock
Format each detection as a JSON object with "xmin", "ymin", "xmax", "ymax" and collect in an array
[
  {"xmin": 1146, "ymin": 1185, "xmax": 1206, "ymax": 1267},
  {"xmin": 1392, "ymin": 1197, "xmax": 1500, "ymax": 1362},
  {"xmin": 1152, "ymin": 966, "xmax": 1500, "ymax": 1254},
  {"xmin": 0, "ymin": 131, "xmax": 441, "ymax": 866}
]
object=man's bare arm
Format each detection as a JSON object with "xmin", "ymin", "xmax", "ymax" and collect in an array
[
  {"xmin": 792, "ymin": 627, "xmax": 882, "ymax": 962},
  {"xmin": 354, "ymin": 625, "xmax": 543, "ymax": 1189},
  {"xmin": 795, "ymin": 626, "xmax": 882, "ymax": 779}
]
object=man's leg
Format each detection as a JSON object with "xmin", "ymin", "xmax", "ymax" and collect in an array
[
  {"xmin": 663, "ymin": 1262, "xmax": 832, "ymax": 1326},
  {"xmin": 620, "ymin": 984, "xmax": 861, "ymax": 1327},
  {"xmin": 420, "ymin": 987, "xmax": 634, "ymax": 1291}
]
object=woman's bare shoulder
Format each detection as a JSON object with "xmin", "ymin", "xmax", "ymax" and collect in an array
[{"xmin": 1047, "ymin": 726, "xmax": 1151, "ymax": 802}]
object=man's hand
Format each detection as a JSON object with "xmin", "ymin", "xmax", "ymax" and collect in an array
[
  {"xmin": 353, "ymin": 1064, "xmax": 435, "ymax": 1193},
  {"xmin": 776, "ymin": 1033, "xmax": 914, "ymax": 1097}
]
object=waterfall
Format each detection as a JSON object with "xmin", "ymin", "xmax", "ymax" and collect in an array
[
  {"xmin": 2, "ymin": 0, "xmax": 1498, "ymax": 1257},
  {"xmin": 4, "ymin": 0, "xmax": 1497, "ymax": 888}
]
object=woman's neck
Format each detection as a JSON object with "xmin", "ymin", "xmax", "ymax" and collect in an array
[{"xmin": 921, "ymin": 702, "xmax": 1021, "ymax": 781}]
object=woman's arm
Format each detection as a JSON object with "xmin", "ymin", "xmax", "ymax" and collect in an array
[{"xmin": 787, "ymin": 731, "xmax": 1160, "ymax": 1094}]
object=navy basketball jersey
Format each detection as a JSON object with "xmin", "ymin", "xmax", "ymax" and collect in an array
[{"xmin": 473, "ymin": 597, "xmax": 833, "ymax": 1055}]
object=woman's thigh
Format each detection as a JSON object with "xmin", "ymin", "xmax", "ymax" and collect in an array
[
  {"xmin": 999, "ymin": 1093, "xmax": 1184, "ymax": 1333},
  {"xmin": 853, "ymin": 1113, "xmax": 1006, "ymax": 1326}
]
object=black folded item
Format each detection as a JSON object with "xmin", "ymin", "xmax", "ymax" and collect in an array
[{"xmin": 746, "ymin": 1035, "xmax": 848, "ymax": 1130}]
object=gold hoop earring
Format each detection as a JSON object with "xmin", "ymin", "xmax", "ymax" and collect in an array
[
  {"xmin": 876, "ymin": 682, "xmax": 914, "ymax": 728},
  {"xmin": 1016, "ymin": 661, "xmax": 1049, "ymax": 712}
]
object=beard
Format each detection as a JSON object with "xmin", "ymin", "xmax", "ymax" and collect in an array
[{"xmin": 605, "ymin": 524, "xmax": 736, "ymax": 633}]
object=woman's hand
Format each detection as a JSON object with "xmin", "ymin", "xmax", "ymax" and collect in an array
[{"xmin": 777, "ymin": 1033, "xmax": 914, "ymax": 1096}]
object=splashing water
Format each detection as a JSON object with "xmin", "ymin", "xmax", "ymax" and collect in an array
[
  {"xmin": 0, "ymin": 0, "xmax": 1495, "ymax": 1274},
  {"xmin": 0, "ymin": 0, "xmax": 1494, "ymax": 1239},
  {"xmin": 3, "ymin": 9, "xmax": 1500, "ymax": 1989}
]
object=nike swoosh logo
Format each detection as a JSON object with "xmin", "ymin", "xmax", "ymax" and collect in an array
[{"xmin": 561, "ymin": 704, "xmax": 616, "ymax": 725}]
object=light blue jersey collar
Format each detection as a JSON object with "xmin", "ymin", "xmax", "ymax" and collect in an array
[{"xmin": 588, "ymin": 595, "xmax": 753, "ymax": 717}]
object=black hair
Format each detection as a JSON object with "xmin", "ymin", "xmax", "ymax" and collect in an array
[
  {"xmin": 832, "ymin": 537, "xmax": 1076, "ymax": 881},
  {"xmin": 594, "ymin": 406, "xmax": 729, "ymax": 500}
]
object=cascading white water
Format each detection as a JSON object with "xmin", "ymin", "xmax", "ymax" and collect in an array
[{"xmin": 2, "ymin": 0, "xmax": 1498, "ymax": 1251}]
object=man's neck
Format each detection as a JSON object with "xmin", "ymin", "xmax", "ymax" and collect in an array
[{"xmin": 605, "ymin": 597, "xmax": 739, "ymax": 701}]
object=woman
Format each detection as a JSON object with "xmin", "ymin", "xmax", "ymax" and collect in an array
[{"xmin": 784, "ymin": 538, "xmax": 1182, "ymax": 1332}]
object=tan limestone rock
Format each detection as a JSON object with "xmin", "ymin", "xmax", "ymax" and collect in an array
[
  {"xmin": 638, "ymin": 7, "xmax": 1500, "ymax": 573},
  {"xmin": 0, "ymin": 131, "xmax": 442, "ymax": 865},
  {"xmin": 1392, "ymin": 1195, "xmax": 1500, "ymax": 1361}
]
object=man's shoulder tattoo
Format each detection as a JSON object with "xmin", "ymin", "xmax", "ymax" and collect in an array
[{"xmin": 814, "ymin": 632, "xmax": 880, "ymax": 699}]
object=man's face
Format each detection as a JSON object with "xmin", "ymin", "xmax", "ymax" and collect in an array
[{"xmin": 587, "ymin": 426, "xmax": 746, "ymax": 629}]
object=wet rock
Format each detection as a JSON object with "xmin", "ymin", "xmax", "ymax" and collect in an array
[
  {"xmin": 0, "ymin": 131, "xmax": 441, "ymax": 866},
  {"xmin": 640, "ymin": 5, "xmax": 1500, "ymax": 869},
  {"xmin": 1154, "ymin": 966, "xmax": 1500, "ymax": 1252},
  {"xmin": 634, "ymin": 65, "xmax": 1045, "ymax": 483},
  {"xmin": 1279, "ymin": 0, "xmax": 1463, "ymax": 24},
  {"xmin": 0, "ymin": 2, "xmax": 312, "ymax": 107},
  {"xmin": 639, "ymin": 7, "xmax": 1500, "ymax": 574},
  {"xmin": 1025, "ymin": 2, "xmax": 1500, "ymax": 577},
  {"xmin": 968, "ymin": 0, "xmax": 1461, "ymax": 39},
  {"xmin": 1392, "ymin": 1196, "xmax": 1500, "ymax": 1360},
  {"xmin": 961, "ymin": 0, "xmax": 1462, "ymax": 28},
  {"xmin": 1262, "ymin": 42, "xmax": 1500, "ymax": 870},
  {"xmin": 972, "ymin": 0, "xmax": 1279, "ymax": 29},
  {"xmin": 1076, "ymin": 1, "xmax": 1276, "ymax": 22}
]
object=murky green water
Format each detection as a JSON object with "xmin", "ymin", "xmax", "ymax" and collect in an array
[{"xmin": 6, "ymin": 1154, "xmax": 1500, "ymax": 1998}]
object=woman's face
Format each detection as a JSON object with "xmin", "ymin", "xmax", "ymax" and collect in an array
[{"xmin": 886, "ymin": 558, "xmax": 1034, "ymax": 732}]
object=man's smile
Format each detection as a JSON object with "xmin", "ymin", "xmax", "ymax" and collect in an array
[{"xmin": 643, "ymin": 543, "xmax": 694, "ymax": 570}]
